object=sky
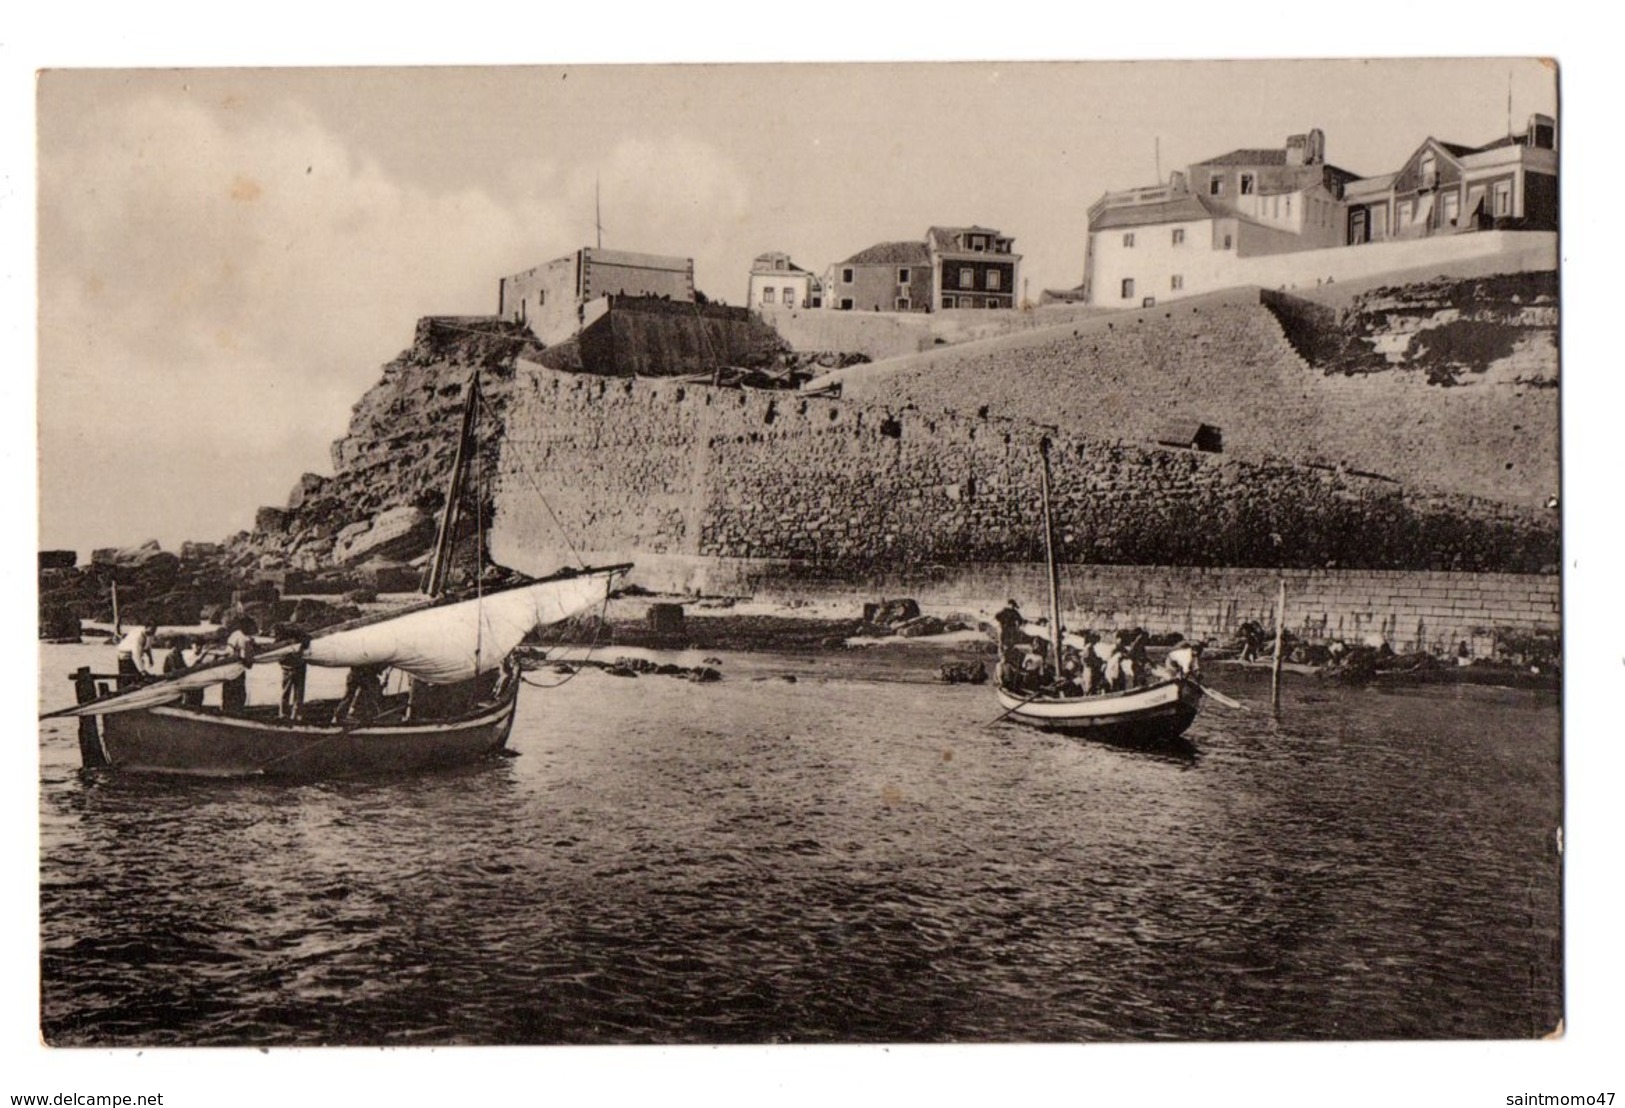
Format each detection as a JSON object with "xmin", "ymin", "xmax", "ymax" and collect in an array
[{"xmin": 35, "ymin": 58, "xmax": 1558, "ymax": 557}]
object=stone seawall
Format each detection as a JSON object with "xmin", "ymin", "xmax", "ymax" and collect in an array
[
  {"xmin": 837, "ymin": 284, "xmax": 1558, "ymax": 508},
  {"xmin": 491, "ymin": 365, "xmax": 1556, "ymax": 585}
]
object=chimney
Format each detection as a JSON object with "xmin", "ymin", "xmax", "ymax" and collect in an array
[
  {"xmin": 1528, "ymin": 113, "xmax": 1555, "ymax": 150},
  {"xmin": 1169, "ymin": 169, "xmax": 1187, "ymax": 193},
  {"xmin": 1306, "ymin": 128, "xmax": 1326, "ymax": 166},
  {"xmin": 1284, "ymin": 133, "xmax": 1308, "ymax": 167}
]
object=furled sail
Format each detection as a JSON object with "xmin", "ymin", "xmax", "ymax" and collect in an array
[
  {"xmin": 303, "ymin": 568, "xmax": 620, "ymax": 685},
  {"xmin": 43, "ymin": 660, "xmax": 248, "ymax": 719}
]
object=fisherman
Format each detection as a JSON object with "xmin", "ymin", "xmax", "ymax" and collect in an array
[
  {"xmin": 1124, "ymin": 631, "xmax": 1152, "ymax": 688},
  {"xmin": 997, "ymin": 646, "xmax": 1027, "ymax": 691},
  {"xmin": 276, "ymin": 624, "xmax": 311, "ymax": 721},
  {"xmin": 1079, "ymin": 630, "xmax": 1107, "ymax": 694},
  {"xmin": 115, "ymin": 622, "xmax": 157, "ymax": 689},
  {"xmin": 1165, "ymin": 640, "xmax": 1205, "ymax": 681},
  {"xmin": 179, "ymin": 635, "xmax": 207, "ymax": 707},
  {"xmin": 1102, "ymin": 643, "xmax": 1126, "ymax": 693},
  {"xmin": 993, "ymin": 599, "xmax": 1025, "ymax": 651},
  {"xmin": 220, "ymin": 618, "xmax": 257, "ymax": 714},
  {"xmin": 337, "ymin": 664, "xmax": 387, "ymax": 724},
  {"xmin": 1019, "ymin": 644, "xmax": 1048, "ymax": 693},
  {"xmin": 1236, "ymin": 620, "xmax": 1266, "ymax": 662}
]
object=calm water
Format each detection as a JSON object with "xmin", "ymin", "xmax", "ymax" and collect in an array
[{"xmin": 37, "ymin": 642, "xmax": 1562, "ymax": 1044}]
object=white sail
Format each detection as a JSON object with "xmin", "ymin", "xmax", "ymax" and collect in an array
[
  {"xmin": 46, "ymin": 661, "xmax": 248, "ymax": 719},
  {"xmin": 303, "ymin": 570, "xmax": 617, "ymax": 685}
]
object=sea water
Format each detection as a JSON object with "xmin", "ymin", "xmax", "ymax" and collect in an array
[{"xmin": 37, "ymin": 642, "xmax": 1561, "ymax": 1044}]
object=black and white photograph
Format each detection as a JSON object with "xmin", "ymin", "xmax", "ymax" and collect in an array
[{"xmin": 11, "ymin": 24, "xmax": 1620, "ymax": 1108}]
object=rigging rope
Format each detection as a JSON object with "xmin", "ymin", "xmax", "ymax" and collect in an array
[{"xmin": 518, "ymin": 586, "xmax": 613, "ymax": 690}]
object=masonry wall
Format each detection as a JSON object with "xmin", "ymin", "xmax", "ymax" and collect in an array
[
  {"xmin": 845, "ymin": 285, "xmax": 1559, "ymax": 509},
  {"xmin": 492, "ymin": 365, "xmax": 1556, "ymax": 595}
]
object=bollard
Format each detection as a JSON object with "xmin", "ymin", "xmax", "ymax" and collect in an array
[{"xmin": 70, "ymin": 666, "xmax": 108, "ymax": 769}]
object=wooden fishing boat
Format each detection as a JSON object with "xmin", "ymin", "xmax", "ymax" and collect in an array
[
  {"xmin": 995, "ymin": 678, "xmax": 1203, "ymax": 744},
  {"xmin": 46, "ymin": 373, "xmax": 630, "ymax": 779},
  {"xmin": 994, "ymin": 437, "xmax": 1204, "ymax": 745}
]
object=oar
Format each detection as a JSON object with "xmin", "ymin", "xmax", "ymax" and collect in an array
[
  {"xmin": 985, "ymin": 685, "xmax": 1057, "ymax": 727},
  {"xmin": 1196, "ymin": 682, "xmax": 1247, "ymax": 711}
]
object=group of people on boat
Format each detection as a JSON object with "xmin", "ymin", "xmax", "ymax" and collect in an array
[{"xmin": 993, "ymin": 599, "xmax": 1204, "ymax": 698}]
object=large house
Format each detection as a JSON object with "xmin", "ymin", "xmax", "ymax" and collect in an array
[
  {"xmin": 1082, "ymin": 116, "xmax": 1558, "ymax": 307},
  {"xmin": 747, "ymin": 251, "xmax": 823, "ymax": 310},
  {"xmin": 1083, "ymin": 129, "xmax": 1358, "ymax": 307},
  {"xmin": 827, "ymin": 226, "xmax": 1020, "ymax": 312},
  {"xmin": 498, "ymin": 247, "xmax": 695, "ymax": 345},
  {"xmin": 1345, "ymin": 114, "xmax": 1557, "ymax": 244}
]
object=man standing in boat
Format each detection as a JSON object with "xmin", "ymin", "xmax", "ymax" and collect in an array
[
  {"xmin": 115, "ymin": 622, "xmax": 157, "ymax": 689},
  {"xmin": 275, "ymin": 624, "xmax": 311, "ymax": 721},
  {"xmin": 993, "ymin": 599, "xmax": 1025, "ymax": 651},
  {"xmin": 220, "ymin": 618, "xmax": 257, "ymax": 714},
  {"xmin": 1164, "ymin": 640, "xmax": 1205, "ymax": 681}
]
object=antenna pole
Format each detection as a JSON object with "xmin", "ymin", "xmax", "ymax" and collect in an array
[
  {"xmin": 1155, "ymin": 136, "xmax": 1162, "ymax": 183},
  {"xmin": 595, "ymin": 173, "xmax": 603, "ymax": 249}
]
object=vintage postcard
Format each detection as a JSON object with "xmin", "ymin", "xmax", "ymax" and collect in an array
[{"xmin": 26, "ymin": 54, "xmax": 1585, "ymax": 1105}]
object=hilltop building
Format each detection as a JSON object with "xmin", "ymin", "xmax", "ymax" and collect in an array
[
  {"xmin": 748, "ymin": 252, "xmax": 824, "ymax": 310},
  {"xmin": 827, "ymin": 226, "xmax": 1020, "ymax": 312},
  {"xmin": 1084, "ymin": 129, "xmax": 1358, "ymax": 307},
  {"xmin": 1345, "ymin": 115, "xmax": 1557, "ymax": 244},
  {"xmin": 1082, "ymin": 117, "xmax": 1558, "ymax": 307},
  {"xmin": 498, "ymin": 247, "xmax": 695, "ymax": 345}
]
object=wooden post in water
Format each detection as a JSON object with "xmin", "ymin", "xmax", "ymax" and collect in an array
[
  {"xmin": 70, "ymin": 666, "xmax": 108, "ymax": 769},
  {"xmin": 1271, "ymin": 579, "xmax": 1287, "ymax": 709},
  {"xmin": 1037, "ymin": 437, "xmax": 1065, "ymax": 679}
]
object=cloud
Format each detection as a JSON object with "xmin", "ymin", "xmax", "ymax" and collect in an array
[{"xmin": 38, "ymin": 90, "xmax": 570, "ymax": 552}]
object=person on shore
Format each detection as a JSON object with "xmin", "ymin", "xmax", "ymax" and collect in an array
[
  {"xmin": 1165, "ymin": 641, "xmax": 1204, "ymax": 681},
  {"xmin": 993, "ymin": 600, "xmax": 1025, "ymax": 652},
  {"xmin": 115, "ymin": 622, "xmax": 157, "ymax": 689},
  {"xmin": 220, "ymin": 619, "xmax": 256, "ymax": 714},
  {"xmin": 276, "ymin": 625, "xmax": 311, "ymax": 721}
]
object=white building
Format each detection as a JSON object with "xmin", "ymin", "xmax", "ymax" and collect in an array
[{"xmin": 747, "ymin": 251, "xmax": 823, "ymax": 310}]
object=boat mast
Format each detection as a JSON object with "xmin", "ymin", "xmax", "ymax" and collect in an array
[
  {"xmin": 1038, "ymin": 437, "xmax": 1064, "ymax": 678},
  {"xmin": 425, "ymin": 372, "xmax": 481, "ymax": 599}
]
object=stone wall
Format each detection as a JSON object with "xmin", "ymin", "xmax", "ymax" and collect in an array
[
  {"xmin": 837, "ymin": 284, "xmax": 1558, "ymax": 508},
  {"xmin": 491, "ymin": 365, "xmax": 1557, "ymax": 587},
  {"xmin": 520, "ymin": 553, "xmax": 1555, "ymax": 658}
]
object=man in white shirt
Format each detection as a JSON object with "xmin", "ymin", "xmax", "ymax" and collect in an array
[
  {"xmin": 115, "ymin": 623, "xmax": 156, "ymax": 688},
  {"xmin": 1164, "ymin": 641, "xmax": 1204, "ymax": 681}
]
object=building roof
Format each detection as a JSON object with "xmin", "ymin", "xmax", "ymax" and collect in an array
[
  {"xmin": 925, "ymin": 225, "xmax": 1008, "ymax": 249},
  {"xmin": 1343, "ymin": 172, "xmax": 1397, "ymax": 199},
  {"xmin": 1194, "ymin": 148, "xmax": 1290, "ymax": 167},
  {"xmin": 1089, "ymin": 193, "xmax": 1219, "ymax": 232},
  {"xmin": 840, "ymin": 240, "xmax": 932, "ymax": 266}
]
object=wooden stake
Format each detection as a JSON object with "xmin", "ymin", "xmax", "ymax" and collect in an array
[{"xmin": 1271, "ymin": 579, "xmax": 1287, "ymax": 709}]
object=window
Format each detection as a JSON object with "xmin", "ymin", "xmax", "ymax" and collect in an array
[
  {"xmin": 1209, "ymin": 175, "xmax": 1224, "ymax": 196},
  {"xmin": 1443, "ymin": 192, "xmax": 1460, "ymax": 226},
  {"xmin": 842, "ymin": 268, "xmax": 854, "ymax": 283},
  {"xmin": 1420, "ymin": 153, "xmax": 1437, "ymax": 189},
  {"xmin": 986, "ymin": 270, "xmax": 1001, "ymax": 291},
  {"xmin": 537, "ymin": 289, "xmax": 546, "ymax": 306},
  {"xmin": 1284, "ymin": 196, "xmax": 1292, "ymax": 217},
  {"xmin": 762, "ymin": 287, "xmax": 775, "ymax": 304},
  {"xmin": 1172, "ymin": 228, "xmax": 1185, "ymax": 246},
  {"xmin": 942, "ymin": 295, "xmax": 957, "ymax": 309},
  {"xmin": 839, "ymin": 297, "xmax": 854, "ymax": 310},
  {"xmin": 810, "ymin": 296, "xmax": 822, "ymax": 308},
  {"xmin": 897, "ymin": 267, "xmax": 910, "ymax": 284},
  {"xmin": 959, "ymin": 269, "xmax": 975, "ymax": 289},
  {"xmin": 1398, "ymin": 200, "xmax": 1414, "ymax": 227},
  {"xmin": 895, "ymin": 297, "xmax": 911, "ymax": 310},
  {"xmin": 783, "ymin": 287, "xmax": 795, "ymax": 305},
  {"xmin": 1494, "ymin": 181, "xmax": 1512, "ymax": 216},
  {"xmin": 1171, "ymin": 274, "xmax": 1184, "ymax": 291},
  {"xmin": 1121, "ymin": 278, "xmax": 1135, "ymax": 300},
  {"xmin": 970, "ymin": 235, "xmax": 986, "ymax": 251},
  {"xmin": 1223, "ymin": 233, "xmax": 1233, "ymax": 249},
  {"xmin": 1123, "ymin": 233, "xmax": 1136, "ymax": 248},
  {"xmin": 1240, "ymin": 173, "xmax": 1254, "ymax": 195}
]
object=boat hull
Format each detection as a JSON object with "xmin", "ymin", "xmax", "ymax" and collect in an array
[
  {"xmin": 995, "ymin": 679, "xmax": 1203, "ymax": 745},
  {"xmin": 95, "ymin": 685, "xmax": 520, "ymax": 779}
]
